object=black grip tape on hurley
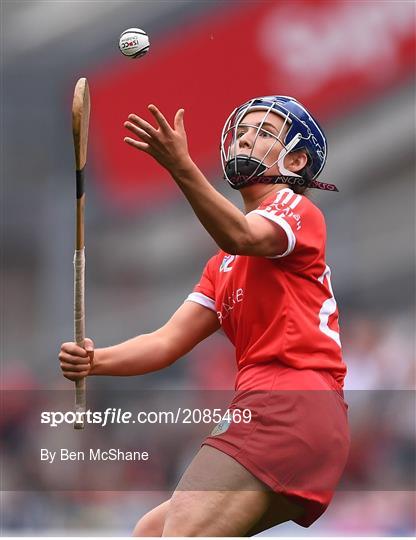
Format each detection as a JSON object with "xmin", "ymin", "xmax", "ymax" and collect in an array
[{"xmin": 76, "ymin": 168, "xmax": 85, "ymax": 199}]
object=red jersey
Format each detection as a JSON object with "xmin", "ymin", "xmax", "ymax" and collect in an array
[{"xmin": 187, "ymin": 188, "xmax": 346, "ymax": 389}]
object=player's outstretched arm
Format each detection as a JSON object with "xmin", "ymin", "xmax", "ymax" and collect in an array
[
  {"xmin": 59, "ymin": 302, "xmax": 219, "ymax": 380},
  {"xmin": 123, "ymin": 105, "xmax": 288, "ymax": 257}
]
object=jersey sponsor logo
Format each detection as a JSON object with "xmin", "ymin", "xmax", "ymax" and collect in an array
[
  {"xmin": 265, "ymin": 203, "xmax": 302, "ymax": 231},
  {"xmin": 264, "ymin": 191, "xmax": 302, "ymax": 231},
  {"xmin": 280, "ymin": 206, "xmax": 302, "ymax": 230},
  {"xmin": 217, "ymin": 288, "xmax": 244, "ymax": 323},
  {"xmin": 220, "ymin": 254, "xmax": 237, "ymax": 272},
  {"xmin": 292, "ymin": 213, "xmax": 301, "ymax": 230}
]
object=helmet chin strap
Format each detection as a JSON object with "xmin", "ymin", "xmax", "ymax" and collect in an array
[{"xmin": 224, "ymin": 156, "xmax": 305, "ymax": 190}]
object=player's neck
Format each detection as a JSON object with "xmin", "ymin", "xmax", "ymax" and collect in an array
[{"xmin": 241, "ymin": 184, "xmax": 289, "ymax": 214}]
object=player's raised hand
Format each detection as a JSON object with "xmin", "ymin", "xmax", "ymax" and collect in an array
[
  {"xmin": 59, "ymin": 338, "xmax": 94, "ymax": 381},
  {"xmin": 123, "ymin": 105, "xmax": 192, "ymax": 175}
]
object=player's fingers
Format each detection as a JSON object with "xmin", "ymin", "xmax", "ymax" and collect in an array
[
  {"xmin": 58, "ymin": 352, "xmax": 90, "ymax": 366},
  {"xmin": 61, "ymin": 342, "xmax": 88, "ymax": 357},
  {"xmin": 127, "ymin": 114, "xmax": 158, "ymax": 136},
  {"xmin": 148, "ymin": 104, "xmax": 171, "ymax": 132},
  {"xmin": 124, "ymin": 121, "xmax": 152, "ymax": 142},
  {"xmin": 84, "ymin": 338, "xmax": 94, "ymax": 352},
  {"xmin": 174, "ymin": 108, "xmax": 185, "ymax": 133},
  {"xmin": 60, "ymin": 361, "xmax": 90, "ymax": 372},
  {"xmin": 124, "ymin": 137, "xmax": 151, "ymax": 152},
  {"xmin": 59, "ymin": 350, "xmax": 90, "ymax": 362}
]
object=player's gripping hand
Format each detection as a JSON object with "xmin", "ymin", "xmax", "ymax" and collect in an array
[{"xmin": 59, "ymin": 338, "xmax": 94, "ymax": 381}]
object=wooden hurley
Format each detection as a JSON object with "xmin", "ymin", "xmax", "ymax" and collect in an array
[{"xmin": 71, "ymin": 77, "xmax": 90, "ymax": 429}]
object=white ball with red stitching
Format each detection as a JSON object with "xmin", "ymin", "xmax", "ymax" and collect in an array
[{"xmin": 118, "ymin": 28, "xmax": 150, "ymax": 59}]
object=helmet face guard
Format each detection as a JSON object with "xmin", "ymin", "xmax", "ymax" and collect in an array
[{"xmin": 220, "ymin": 96, "xmax": 338, "ymax": 192}]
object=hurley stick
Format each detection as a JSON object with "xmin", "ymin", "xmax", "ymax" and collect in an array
[{"xmin": 71, "ymin": 78, "xmax": 90, "ymax": 429}]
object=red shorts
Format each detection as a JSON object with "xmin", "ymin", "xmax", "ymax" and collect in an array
[{"xmin": 203, "ymin": 363, "xmax": 350, "ymax": 528}]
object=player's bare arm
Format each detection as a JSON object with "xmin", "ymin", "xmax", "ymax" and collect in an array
[
  {"xmin": 59, "ymin": 301, "xmax": 219, "ymax": 381},
  {"xmin": 123, "ymin": 105, "xmax": 289, "ymax": 257}
]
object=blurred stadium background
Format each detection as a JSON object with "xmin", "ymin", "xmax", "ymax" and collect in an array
[{"xmin": 2, "ymin": 0, "xmax": 415, "ymax": 536}]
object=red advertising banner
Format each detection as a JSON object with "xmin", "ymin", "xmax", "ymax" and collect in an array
[{"xmin": 90, "ymin": 1, "xmax": 415, "ymax": 210}]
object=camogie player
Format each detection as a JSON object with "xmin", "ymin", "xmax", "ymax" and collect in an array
[{"xmin": 59, "ymin": 96, "xmax": 350, "ymax": 536}]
